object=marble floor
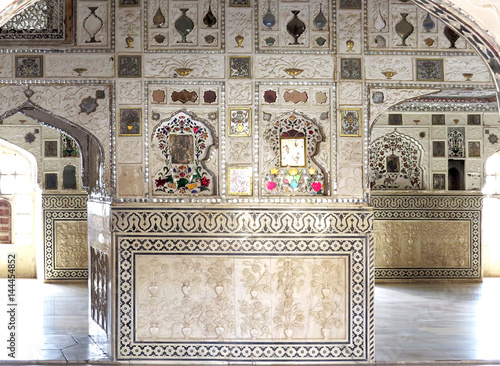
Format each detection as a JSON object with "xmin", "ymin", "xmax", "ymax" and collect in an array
[{"xmin": 1, "ymin": 278, "xmax": 500, "ymax": 365}]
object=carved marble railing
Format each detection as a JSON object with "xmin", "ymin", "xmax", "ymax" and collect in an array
[
  {"xmin": 111, "ymin": 206, "xmax": 374, "ymax": 363},
  {"xmin": 371, "ymin": 192, "xmax": 482, "ymax": 280}
]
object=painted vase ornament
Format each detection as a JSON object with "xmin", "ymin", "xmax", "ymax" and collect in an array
[
  {"xmin": 152, "ymin": 6, "xmax": 165, "ymax": 28},
  {"xmin": 444, "ymin": 26, "xmax": 459, "ymax": 48},
  {"xmin": 175, "ymin": 8, "xmax": 195, "ymax": 43},
  {"xmin": 422, "ymin": 12, "xmax": 435, "ymax": 32},
  {"xmin": 287, "ymin": 10, "xmax": 306, "ymax": 45}
]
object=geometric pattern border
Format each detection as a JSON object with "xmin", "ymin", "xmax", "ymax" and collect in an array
[
  {"xmin": 372, "ymin": 194, "xmax": 481, "ymax": 280},
  {"xmin": 42, "ymin": 194, "xmax": 88, "ymax": 209},
  {"xmin": 111, "ymin": 208, "xmax": 374, "ymax": 234},
  {"xmin": 44, "ymin": 208, "xmax": 88, "ymax": 280},
  {"xmin": 116, "ymin": 234, "xmax": 372, "ymax": 362},
  {"xmin": 370, "ymin": 193, "xmax": 483, "ymax": 210}
]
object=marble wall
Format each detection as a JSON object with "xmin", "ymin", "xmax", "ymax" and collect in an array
[
  {"xmin": 112, "ymin": 206, "xmax": 374, "ymax": 362},
  {"xmin": 372, "ymin": 193, "xmax": 481, "ymax": 280}
]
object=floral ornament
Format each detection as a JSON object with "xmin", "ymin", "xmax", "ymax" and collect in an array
[
  {"xmin": 263, "ymin": 111, "xmax": 326, "ymax": 196},
  {"xmin": 153, "ymin": 112, "xmax": 216, "ymax": 195},
  {"xmin": 266, "ymin": 167, "xmax": 324, "ymax": 194}
]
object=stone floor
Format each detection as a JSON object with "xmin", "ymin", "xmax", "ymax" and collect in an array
[{"xmin": 1, "ymin": 278, "xmax": 500, "ymax": 365}]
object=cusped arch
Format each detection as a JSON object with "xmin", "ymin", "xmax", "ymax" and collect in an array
[{"xmin": 0, "ymin": 98, "xmax": 106, "ymax": 195}]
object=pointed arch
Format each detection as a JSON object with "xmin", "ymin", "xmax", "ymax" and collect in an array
[{"xmin": 0, "ymin": 99, "xmax": 106, "ymax": 195}]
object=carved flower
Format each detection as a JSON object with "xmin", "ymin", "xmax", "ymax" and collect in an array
[
  {"xmin": 289, "ymin": 168, "xmax": 298, "ymax": 176},
  {"xmin": 200, "ymin": 177, "xmax": 210, "ymax": 187},
  {"xmin": 311, "ymin": 182, "xmax": 322, "ymax": 192},
  {"xmin": 267, "ymin": 181, "xmax": 276, "ymax": 190}
]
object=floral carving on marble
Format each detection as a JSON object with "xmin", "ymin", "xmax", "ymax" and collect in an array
[
  {"xmin": 45, "ymin": 55, "xmax": 114, "ymax": 77},
  {"xmin": 55, "ymin": 221, "xmax": 88, "ymax": 268},
  {"xmin": 448, "ymin": 127, "xmax": 465, "ymax": 158},
  {"xmin": 144, "ymin": 54, "xmax": 224, "ymax": 78},
  {"xmin": 339, "ymin": 83, "xmax": 362, "ymax": 104},
  {"xmin": 369, "ymin": 131, "xmax": 424, "ymax": 189},
  {"xmin": 256, "ymin": 55, "xmax": 334, "ymax": 79},
  {"xmin": 152, "ymin": 111, "xmax": 217, "ymax": 195},
  {"xmin": 227, "ymin": 81, "xmax": 252, "ymax": 105},
  {"xmin": 263, "ymin": 111, "xmax": 326, "ymax": 195}
]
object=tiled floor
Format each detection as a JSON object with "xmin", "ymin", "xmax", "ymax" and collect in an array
[{"xmin": 2, "ymin": 278, "xmax": 500, "ymax": 365}]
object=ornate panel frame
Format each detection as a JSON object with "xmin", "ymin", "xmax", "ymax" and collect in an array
[
  {"xmin": 113, "ymin": 207, "xmax": 374, "ymax": 362},
  {"xmin": 371, "ymin": 193, "xmax": 481, "ymax": 280},
  {"xmin": 42, "ymin": 194, "xmax": 88, "ymax": 280}
]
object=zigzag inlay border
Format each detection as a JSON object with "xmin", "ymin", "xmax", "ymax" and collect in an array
[
  {"xmin": 111, "ymin": 208, "xmax": 374, "ymax": 234},
  {"xmin": 373, "ymin": 194, "xmax": 481, "ymax": 280},
  {"xmin": 42, "ymin": 194, "xmax": 88, "ymax": 209},
  {"xmin": 116, "ymin": 235, "xmax": 373, "ymax": 362}
]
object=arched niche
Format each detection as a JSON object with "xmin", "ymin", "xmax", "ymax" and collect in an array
[
  {"xmin": 369, "ymin": 131, "xmax": 425, "ymax": 190},
  {"xmin": 262, "ymin": 110, "xmax": 326, "ymax": 195},
  {"xmin": 151, "ymin": 110, "xmax": 217, "ymax": 196},
  {"xmin": 0, "ymin": 96, "xmax": 106, "ymax": 197}
]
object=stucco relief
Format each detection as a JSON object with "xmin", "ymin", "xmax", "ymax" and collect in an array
[
  {"xmin": 135, "ymin": 255, "xmax": 347, "ymax": 342},
  {"xmin": 339, "ymin": 82, "xmax": 362, "ymax": 104},
  {"xmin": 365, "ymin": 56, "xmax": 412, "ymax": 80},
  {"xmin": 117, "ymin": 80, "xmax": 142, "ymax": 105},
  {"xmin": 54, "ymin": 221, "xmax": 88, "ymax": 269},
  {"xmin": 227, "ymin": 81, "xmax": 253, "ymax": 105},
  {"xmin": 337, "ymin": 165, "xmax": 364, "ymax": 198},
  {"xmin": 77, "ymin": 2, "xmax": 110, "ymax": 47},
  {"xmin": 45, "ymin": 55, "xmax": 114, "ymax": 78},
  {"xmin": 374, "ymin": 220, "xmax": 470, "ymax": 268},
  {"xmin": 338, "ymin": 12, "xmax": 362, "ymax": 54},
  {"xmin": 117, "ymin": 138, "xmax": 143, "ymax": 164},
  {"xmin": 369, "ymin": 88, "xmax": 439, "ymax": 128},
  {"xmin": 226, "ymin": 9, "xmax": 252, "ymax": 52},
  {"xmin": 339, "ymin": 138, "xmax": 363, "ymax": 164},
  {"xmin": 255, "ymin": 55, "xmax": 334, "ymax": 79},
  {"xmin": 431, "ymin": 159, "xmax": 447, "ymax": 171},
  {"xmin": 0, "ymin": 55, "xmax": 12, "ymax": 77},
  {"xmin": 227, "ymin": 139, "xmax": 252, "ymax": 164},
  {"xmin": 444, "ymin": 57, "xmax": 491, "ymax": 82},
  {"xmin": 144, "ymin": 54, "xmax": 225, "ymax": 78},
  {"xmin": 117, "ymin": 10, "xmax": 141, "ymax": 51},
  {"xmin": 117, "ymin": 165, "xmax": 144, "ymax": 197}
]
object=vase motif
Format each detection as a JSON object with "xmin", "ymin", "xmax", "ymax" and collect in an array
[
  {"xmin": 444, "ymin": 26, "xmax": 459, "ymax": 48},
  {"xmin": 203, "ymin": 4, "xmax": 217, "ymax": 28},
  {"xmin": 235, "ymin": 33, "xmax": 244, "ymax": 47},
  {"xmin": 286, "ymin": 10, "xmax": 306, "ymax": 45},
  {"xmin": 313, "ymin": 3, "xmax": 327, "ymax": 30},
  {"xmin": 83, "ymin": 7, "xmax": 104, "ymax": 43},
  {"xmin": 263, "ymin": 0, "xmax": 276, "ymax": 28},
  {"xmin": 175, "ymin": 8, "xmax": 194, "ymax": 43},
  {"xmin": 395, "ymin": 13, "xmax": 413, "ymax": 46},
  {"xmin": 374, "ymin": 9, "xmax": 386, "ymax": 31},
  {"xmin": 422, "ymin": 12, "xmax": 435, "ymax": 32},
  {"xmin": 152, "ymin": 6, "xmax": 165, "ymax": 28}
]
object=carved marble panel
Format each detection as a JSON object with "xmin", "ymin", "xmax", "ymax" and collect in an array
[
  {"xmin": 372, "ymin": 193, "xmax": 481, "ymax": 280},
  {"xmin": 77, "ymin": 2, "xmax": 110, "ymax": 47},
  {"xmin": 90, "ymin": 246, "xmax": 108, "ymax": 333},
  {"xmin": 117, "ymin": 165, "xmax": 145, "ymax": 196},
  {"xmin": 114, "ymin": 207, "xmax": 374, "ymax": 362},
  {"xmin": 257, "ymin": 1, "xmax": 331, "ymax": 52},
  {"xmin": 135, "ymin": 255, "xmax": 348, "ymax": 341},
  {"xmin": 42, "ymin": 194, "xmax": 88, "ymax": 280},
  {"xmin": 117, "ymin": 80, "xmax": 142, "ymax": 105},
  {"xmin": 45, "ymin": 55, "xmax": 114, "ymax": 78},
  {"xmin": 337, "ymin": 165, "xmax": 364, "ymax": 198},
  {"xmin": 54, "ymin": 221, "xmax": 88, "ymax": 269},
  {"xmin": 227, "ymin": 138, "xmax": 252, "ymax": 164},
  {"xmin": 364, "ymin": 56, "xmax": 412, "ymax": 80},
  {"xmin": 374, "ymin": 220, "xmax": 470, "ymax": 268},
  {"xmin": 117, "ymin": 138, "xmax": 143, "ymax": 164},
  {"xmin": 226, "ymin": 7, "xmax": 253, "ymax": 53},
  {"xmin": 116, "ymin": 9, "xmax": 142, "ymax": 51},
  {"xmin": 444, "ymin": 56, "xmax": 491, "ymax": 82},
  {"xmin": 227, "ymin": 81, "xmax": 253, "ymax": 105},
  {"xmin": 0, "ymin": 55, "xmax": 13, "ymax": 77},
  {"xmin": 339, "ymin": 82, "xmax": 362, "ymax": 105},
  {"xmin": 144, "ymin": 54, "xmax": 225, "ymax": 78},
  {"xmin": 255, "ymin": 55, "xmax": 334, "ymax": 79}
]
